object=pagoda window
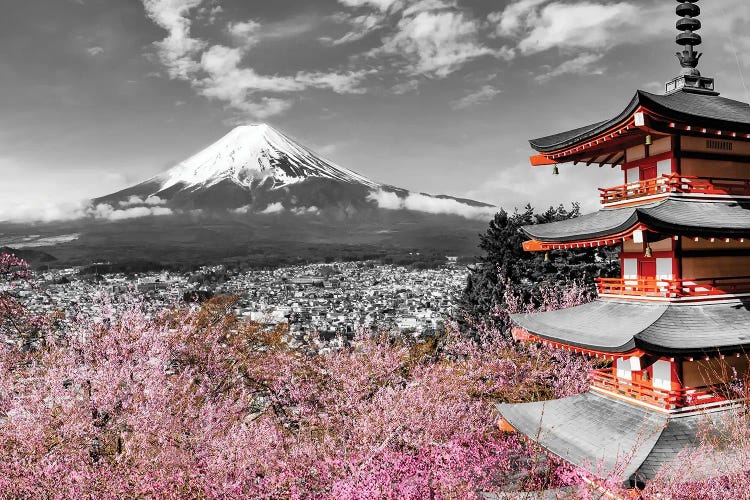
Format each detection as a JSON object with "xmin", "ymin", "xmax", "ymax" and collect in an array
[
  {"xmin": 656, "ymin": 258, "xmax": 673, "ymax": 280},
  {"xmin": 626, "ymin": 166, "xmax": 639, "ymax": 184},
  {"xmin": 616, "ymin": 357, "xmax": 633, "ymax": 381},
  {"xmin": 623, "ymin": 258, "xmax": 637, "ymax": 280},
  {"xmin": 656, "ymin": 158, "xmax": 672, "ymax": 177},
  {"xmin": 651, "ymin": 360, "xmax": 672, "ymax": 391}
]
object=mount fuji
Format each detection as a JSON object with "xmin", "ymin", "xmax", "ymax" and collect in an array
[
  {"xmin": 94, "ymin": 124, "xmax": 492, "ymax": 216},
  {"xmin": 1, "ymin": 125, "xmax": 496, "ymax": 266}
]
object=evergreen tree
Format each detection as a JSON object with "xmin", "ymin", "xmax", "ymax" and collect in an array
[{"xmin": 459, "ymin": 203, "xmax": 619, "ymax": 333}]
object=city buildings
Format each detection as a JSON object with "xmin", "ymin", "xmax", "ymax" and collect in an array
[{"xmin": 20, "ymin": 262, "xmax": 465, "ymax": 352}]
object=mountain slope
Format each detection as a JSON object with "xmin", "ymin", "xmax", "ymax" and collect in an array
[
  {"xmin": 158, "ymin": 124, "xmax": 382, "ymax": 191},
  {"xmin": 3, "ymin": 124, "xmax": 501, "ymax": 266},
  {"xmin": 94, "ymin": 124, "xmax": 489, "ymax": 215}
]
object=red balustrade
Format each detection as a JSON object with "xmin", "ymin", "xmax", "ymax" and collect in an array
[
  {"xmin": 599, "ymin": 174, "xmax": 750, "ymax": 204},
  {"xmin": 596, "ymin": 277, "xmax": 750, "ymax": 298},
  {"xmin": 590, "ymin": 367, "xmax": 728, "ymax": 410}
]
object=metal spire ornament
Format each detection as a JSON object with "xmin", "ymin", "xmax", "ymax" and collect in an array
[
  {"xmin": 665, "ymin": 0, "xmax": 718, "ymax": 95},
  {"xmin": 675, "ymin": 0, "xmax": 702, "ymax": 76}
]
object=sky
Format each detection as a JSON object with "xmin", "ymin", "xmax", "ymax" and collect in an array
[{"xmin": 1, "ymin": 0, "xmax": 750, "ymax": 221}]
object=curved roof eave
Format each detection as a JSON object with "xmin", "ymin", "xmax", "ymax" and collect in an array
[
  {"xmin": 529, "ymin": 90, "xmax": 750, "ymax": 153},
  {"xmin": 521, "ymin": 199, "xmax": 750, "ymax": 243},
  {"xmin": 520, "ymin": 208, "xmax": 640, "ymax": 242},
  {"xmin": 510, "ymin": 300, "xmax": 750, "ymax": 356},
  {"xmin": 529, "ymin": 92, "xmax": 642, "ymax": 153},
  {"xmin": 509, "ymin": 301, "xmax": 666, "ymax": 353}
]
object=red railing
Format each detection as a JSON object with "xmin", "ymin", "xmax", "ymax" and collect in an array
[
  {"xmin": 596, "ymin": 277, "xmax": 750, "ymax": 298},
  {"xmin": 599, "ymin": 174, "xmax": 750, "ymax": 204},
  {"xmin": 590, "ymin": 367, "xmax": 727, "ymax": 410}
]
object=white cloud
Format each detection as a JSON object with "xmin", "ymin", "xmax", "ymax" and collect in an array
[
  {"xmin": 464, "ymin": 162, "xmax": 621, "ymax": 214},
  {"xmin": 0, "ymin": 199, "xmax": 173, "ymax": 223},
  {"xmin": 367, "ymin": 190, "xmax": 495, "ymax": 219},
  {"xmin": 485, "ymin": 1, "xmax": 674, "ymax": 86},
  {"xmin": 195, "ymin": 45, "xmax": 369, "ymax": 116},
  {"xmin": 291, "ymin": 206, "xmax": 320, "ymax": 216},
  {"xmin": 491, "ymin": 1, "xmax": 666, "ymax": 55},
  {"xmin": 402, "ymin": 0, "xmax": 456, "ymax": 16},
  {"xmin": 324, "ymin": 13, "xmax": 383, "ymax": 46},
  {"xmin": 227, "ymin": 20, "xmax": 261, "ymax": 47},
  {"xmin": 338, "ymin": 0, "xmax": 402, "ymax": 12},
  {"xmin": 451, "ymin": 85, "xmax": 501, "ymax": 109},
  {"xmin": 518, "ymin": 2, "xmax": 641, "ymax": 54},
  {"xmin": 0, "ymin": 200, "xmax": 91, "ymax": 223},
  {"xmin": 141, "ymin": 0, "xmax": 371, "ymax": 119},
  {"xmin": 488, "ymin": 0, "xmax": 547, "ymax": 38},
  {"xmin": 296, "ymin": 70, "xmax": 371, "ymax": 94},
  {"xmin": 142, "ymin": 0, "xmax": 206, "ymax": 79},
  {"xmin": 86, "ymin": 46, "xmax": 104, "ymax": 56},
  {"xmin": 261, "ymin": 202, "xmax": 285, "ymax": 214},
  {"xmin": 391, "ymin": 79, "xmax": 420, "ymax": 94},
  {"xmin": 88, "ymin": 204, "xmax": 174, "ymax": 221},
  {"xmin": 197, "ymin": 4, "xmax": 223, "ymax": 23},
  {"xmin": 535, "ymin": 52, "xmax": 604, "ymax": 83},
  {"xmin": 118, "ymin": 195, "xmax": 167, "ymax": 207},
  {"xmin": 377, "ymin": 9, "xmax": 511, "ymax": 78},
  {"xmin": 233, "ymin": 205, "xmax": 251, "ymax": 214}
]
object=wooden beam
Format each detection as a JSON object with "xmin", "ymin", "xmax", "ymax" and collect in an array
[{"xmin": 680, "ymin": 151, "xmax": 750, "ymax": 163}]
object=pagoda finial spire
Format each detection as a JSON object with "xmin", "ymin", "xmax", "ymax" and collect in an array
[
  {"xmin": 675, "ymin": 0, "xmax": 702, "ymax": 76},
  {"xmin": 665, "ymin": 0, "xmax": 717, "ymax": 95}
]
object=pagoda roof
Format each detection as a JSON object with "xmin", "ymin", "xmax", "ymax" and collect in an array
[
  {"xmin": 496, "ymin": 391, "xmax": 734, "ymax": 486},
  {"xmin": 510, "ymin": 299, "xmax": 750, "ymax": 356},
  {"xmin": 522, "ymin": 198, "xmax": 750, "ymax": 244},
  {"xmin": 530, "ymin": 89, "xmax": 750, "ymax": 153}
]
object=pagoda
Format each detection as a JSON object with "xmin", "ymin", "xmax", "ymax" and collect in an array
[{"xmin": 497, "ymin": 0, "xmax": 750, "ymax": 488}]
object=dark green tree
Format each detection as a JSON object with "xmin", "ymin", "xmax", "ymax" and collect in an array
[{"xmin": 459, "ymin": 203, "xmax": 619, "ymax": 332}]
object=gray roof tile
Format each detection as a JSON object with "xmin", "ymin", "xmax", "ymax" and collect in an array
[
  {"xmin": 497, "ymin": 392, "xmax": 738, "ymax": 486},
  {"xmin": 530, "ymin": 90, "xmax": 750, "ymax": 152},
  {"xmin": 511, "ymin": 299, "xmax": 750, "ymax": 355},
  {"xmin": 522, "ymin": 199, "xmax": 750, "ymax": 242}
]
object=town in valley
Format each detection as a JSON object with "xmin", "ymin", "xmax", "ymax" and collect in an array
[{"xmin": 15, "ymin": 259, "xmax": 467, "ymax": 352}]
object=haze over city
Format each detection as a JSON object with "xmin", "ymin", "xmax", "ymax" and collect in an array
[{"xmin": 3, "ymin": 0, "xmax": 749, "ymax": 221}]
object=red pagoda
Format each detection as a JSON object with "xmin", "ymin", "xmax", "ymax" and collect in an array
[{"xmin": 497, "ymin": 0, "xmax": 750, "ymax": 488}]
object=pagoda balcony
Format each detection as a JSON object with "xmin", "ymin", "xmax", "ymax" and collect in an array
[
  {"xmin": 599, "ymin": 174, "xmax": 750, "ymax": 205},
  {"xmin": 590, "ymin": 367, "xmax": 729, "ymax": 411},
  {"xmin": 596, "ymin": 276, "xmax": 750, "ymax": 299}
]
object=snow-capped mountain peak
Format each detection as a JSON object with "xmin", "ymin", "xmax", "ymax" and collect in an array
[{"xmin": 156, "ymin": 124, "xmax": 381, "ymax": 191}]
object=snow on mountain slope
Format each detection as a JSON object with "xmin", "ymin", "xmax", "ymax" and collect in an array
[
  {"xmin": 93, "ymin": 123, "xmax": 495, "ymax": 219},
  {"xmin": 154, "ymin": 124, "xmax": 381, "ymax": 192}
]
